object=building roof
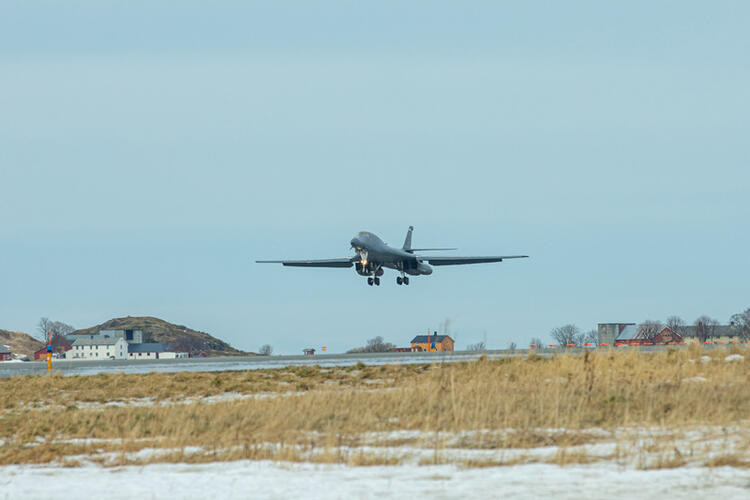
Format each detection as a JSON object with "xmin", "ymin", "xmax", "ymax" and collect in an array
[
  {"xmin": 72, "ymin": 335, "xmax": 123, "ymax": 346},
  {"xmin": 128, "ymin": 343, "xmax": 166, "ymax": 353},
  {"xmin": 0, "ymin": 345, "xmax": 11, "ymax": 354},
  {"xmin": 682, "ymin": 325, "xmax": 735, "ymax": 338},
  {"xmin": 411, "ymin": 335, "xmax": 452, "ymax": 344},
  {"xmin": 616, "ymin": 324, "xmax": 738, "ymax": 341},
  {"xmin": 615, "ymin": 325, "xmax": 639, "ymax": 341}
]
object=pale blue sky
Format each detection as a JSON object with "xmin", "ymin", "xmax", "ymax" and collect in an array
[{"xmin": 1, "ymin": 2, "xmax": 748, "ymax": 353}]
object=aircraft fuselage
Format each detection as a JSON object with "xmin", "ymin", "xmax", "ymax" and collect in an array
[{"xmin": 350, "ymin": 231, "xmax": 433, "ymax": 277}]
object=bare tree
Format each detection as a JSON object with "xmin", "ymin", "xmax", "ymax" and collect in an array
[
  {"xmin": 583, "ymin": 329, "xmax": 599, "ymax": 346},
  {"xmin": 366, "ymin": 336, "xmax": 390, "ymax": 352},
  {"xmin": 665, "ymin": 316, "xmax": 687, "ymax": 337},
  {"xmin": 259, "ymin": 344, "xmax": 273, "ymax": 356},
  {"xmin": 729, "ymin": 307, "xmax": 750, "ymax": 340},
  {"xmin": 36, "ymin": 317, "xmax": 75, "ymax": 343},
  {"xmin": 694, "ymin": 316, "xmax": 719, "ymax": 342},
  {"xmin": 529, "ymin": 337, "xmax": 544, "ymax": 348},
  {"xmin": 550, "ymin": 324, "xmax": 583, "ymax": 346},
  {"xmin": 348, "ymin": 336, "xmax": 396, "ymax": 353},
  {"xmin": 467, "ymin": 341, "xmax": 486, "ymax": 352},
  {"xmin": 508, "ymin": 342, "xmax": 517, "ymax": 353},
  {"xmin": 637, "ymin": 320, "xmax": 663, "ymax": 340}
]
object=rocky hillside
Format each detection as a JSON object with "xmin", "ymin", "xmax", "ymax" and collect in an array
[
  {"xmin": 0, "ymin": 330, "xmax": 44, "ymax": 358},
  {"xmin": 72, "ymin": 316, "xmax": 248, "ymax": 357}
]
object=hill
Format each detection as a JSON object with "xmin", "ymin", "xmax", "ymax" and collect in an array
[
  {"xmin": 72, "ymin": 316, "xmax": 248, "ymax": 357},
  {"xmin": 0, "ymin": 330, "xmax": 44, "ymax": 358}
]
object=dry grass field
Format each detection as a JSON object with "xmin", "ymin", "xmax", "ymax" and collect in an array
[{"xmin": 2, "ymin": 347, "xmax": 750, "ymax": 469}]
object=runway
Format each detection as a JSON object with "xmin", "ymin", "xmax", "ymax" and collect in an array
[
  {"xmin": 0, "ymin": 345, "xmax": 733, "ymax": 378},
  {"xmin": 0, "ymin": 350, "xmax": 496, "ymax": 378}
]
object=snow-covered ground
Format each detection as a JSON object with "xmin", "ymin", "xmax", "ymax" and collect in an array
[
  {"xmin": 4, "ymin": 425, "xmax": 750, "ymax": 499},
  {"xmin": 2, "ymin": 460, "xmax": 750, "ymax": 500}
]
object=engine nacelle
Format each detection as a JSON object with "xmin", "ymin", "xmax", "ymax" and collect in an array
[
  {"xmin": 355, "ymin": 262, "xmax": 385, "ymax": 276},
  {"xmin": 355, "ymin": 262, "xmax": 369, "ymax": 276},
  {"xmin": 406, "ymin": 262, "xmax": 432, "ymax": 276}
]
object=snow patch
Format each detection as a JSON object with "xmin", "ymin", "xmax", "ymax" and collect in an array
[{"xmin": 3, "ymin": 461, "xmax": 750, "ymax": 500}]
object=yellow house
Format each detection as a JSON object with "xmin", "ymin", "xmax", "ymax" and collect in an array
[{"xmin": 410, "ymin": 334, "xmax": 454, "ymax": 352}]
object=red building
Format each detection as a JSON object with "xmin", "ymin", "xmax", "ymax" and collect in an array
[
  {"xmin": 615, "ymin": 325, "xmax": 683, "ymax": 346},
  {"xmin": 0, "ymin": 345, "xmax": 11, "ymax": 361},
  {"xmin": 34, "ymin": 334, "xmax": 73, "ymax": 360}
]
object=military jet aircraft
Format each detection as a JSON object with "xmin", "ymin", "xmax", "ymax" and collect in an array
[{"xmin": 257, "ymin": 226, "xmax": 528, "ymax": 286}]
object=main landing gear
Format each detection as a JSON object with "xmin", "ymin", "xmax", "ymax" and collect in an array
[
  {"xmin": 396, "ymin": 276, "xmax": 410, "ymax": 286},
  {"xmin": 367, "ymin": 277, "xmax": 380, "ymax": 286}
]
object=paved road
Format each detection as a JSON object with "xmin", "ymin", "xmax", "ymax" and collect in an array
[
  {"xmin": 0, "ymin": 345, "xmax": 739, "ymax": 378},
  {"xmin": 0, "ymin": 350, "xmax": 501, "ymax": 378}
]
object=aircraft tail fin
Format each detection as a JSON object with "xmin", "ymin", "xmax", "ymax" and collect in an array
[{"xmin": 402, "ymin": 226, "xmax": 414, "ymax": 250}]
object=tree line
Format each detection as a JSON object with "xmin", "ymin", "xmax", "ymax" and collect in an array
[{"xmin": 540, "ymin": 305, "xmax": 750, "ymax": 347}]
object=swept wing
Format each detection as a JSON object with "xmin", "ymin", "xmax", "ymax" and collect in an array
[
  {"xmin": 421, "ymin": 255, "xmax": 528, "ymax": 266},
  {"xmin": 256, "ymin": 257, "xmax": 355, "ymax": 268}
]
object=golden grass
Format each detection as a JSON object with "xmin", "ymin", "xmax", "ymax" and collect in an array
[
  {"xmin": 0, "ymin": 363, "xmax": 411, "ymax": 409},
  {"xmin": 1, "ymin": 348, "xmax": 749, "ymax": 468}
]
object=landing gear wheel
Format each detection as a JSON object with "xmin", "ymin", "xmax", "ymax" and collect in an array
[
  {"xmin": 374, "ymin": 277, "xmax": 380, "ymax": 286},
  {"xmin": 367, "ymin": 277, "xmax": 374, "ymax": 286},
  {"xmin": 396, "ymin": 277, "xmax": 403, "ymax": 285},
  {"xmin": 404, "ymin": 277, "xmax": 410, "ymax": 285}
]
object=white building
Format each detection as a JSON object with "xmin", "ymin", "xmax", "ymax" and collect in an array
[
  {"xmin": 69, "ymin": 335, "xmax": 128, "ymax": 360},
  {"xmin": 100, "ymin": 329, "xmax": 144, "ymax": 344},
  {"xmin": 128, "ymin": 343, "xmax": 188, "ymax": 360}
]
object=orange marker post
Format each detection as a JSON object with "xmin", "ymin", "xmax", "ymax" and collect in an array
[{"xmin": 46, "ymin": 331, "xmax": 52, "ymax": 372}]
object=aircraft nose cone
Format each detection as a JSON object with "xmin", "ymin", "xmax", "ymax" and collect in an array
[{"xmin": 350, "ymin": 238, "xmax": 359, "ymax": 248}]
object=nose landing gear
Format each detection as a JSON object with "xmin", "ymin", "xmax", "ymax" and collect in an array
[{"xmin": 367, "ymin": 277, "xmax": 380, "ymax": 286}]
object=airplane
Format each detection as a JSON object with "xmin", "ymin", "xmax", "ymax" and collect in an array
[{"xmin": 257, "ymin": 226, "xmax": 528, "ymax": 286}]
